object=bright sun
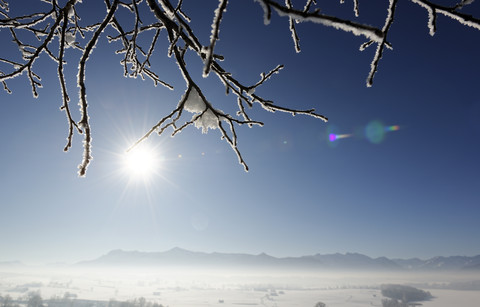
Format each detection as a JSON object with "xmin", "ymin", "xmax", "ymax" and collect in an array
[{"xmin": 123, "ymin": 145, "xmax": 160, "ymax": 179}]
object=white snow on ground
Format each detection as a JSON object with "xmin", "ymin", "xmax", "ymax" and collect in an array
[
  {"xmin": 420, "ymin": 289, "xmax": 480, "ymax": 307},
  {"xmin": 1, "ymin": 267, "xmax": 479, "ymax": 306}
]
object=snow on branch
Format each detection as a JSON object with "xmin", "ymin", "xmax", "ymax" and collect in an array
[
  {"xmin": 353, "ymin": 0, "xmax": 360, "ymax": 17},
  {"xmin": 77, "ymin": 0, "xmax": 120, "ymax": 176},
  {"xmin": 366, "ymin": 0, "xmax": 398, "ymax": 87},
  {"xmin": 0, "ymin": 4, "xmax": 61, "ymax": 97},
  {"xmin": 285, "ymin": 0, "xmax": 301, "ymax": 53},
  {"xmin": 410, "ymin": 0, "xmax": 480, "ymax": 35},
  {"xmin": 140, "ymin": 0, "xmax": 328, "ymax": 171},
  {"xmin": 1, "ymin": 0, "xmax": 479, "ymax": 175},
  {"xmin": 58, "ymin": 7, "xmax": 80, "ymax": 153},
  {"xmin": 203, "ymin": 0, "xmax": 228, "ymax": 77},
  {"xmin": 255, "ymin": 0, "xmax": 384, "ymax": 42},
  {"xmin": 454, "ymin": 0, "xmax": 475, "ymax": 11}
]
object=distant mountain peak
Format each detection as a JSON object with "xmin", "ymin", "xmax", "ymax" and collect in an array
[
  {"xmin": 73, "ymin": 248, "xmax": 480, "ymax": 272},
  {"xmin": 257, "ymin": 252, "xmax": 272, "ymax": 257},
  {"xmin": 166, "ymin": 247, "xmax": 192, "ymax": 253}
]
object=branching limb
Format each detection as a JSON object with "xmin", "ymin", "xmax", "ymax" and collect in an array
[
  {"xmin": 0, "ymin": 6, "xmax": 60, "ymax": 96},
  {"xmin": 142, "ymin": 0, "xmax": 321, "ymax": 171},
  {"xmin": 303, "ymin": 0, "xmax": 317, "ymax": 13},
  {"xmin": 203, "ymin": 0, "xmax": 228, "ymax": 77},
  {"xmin": 77, "ymin": 0, "xmax": 119, "ymax": 176},
  {"xmin": 286, "ymin": 0, "xmax": 301, "ymax": 53},
  {"xmin": 58, "ymin": 5, "xmax": 81, "ymax": 152},
  {"xmin": 366, "ymin": 0, "xmax": 398, "ymax": 87},
  {"xmin": 255, "ymin": 0, "xmax": 384, "ymax": 42},
  {"xmin": 107, "ymin": 0, "xmax": 173, "ymax": 89},
  {"xmin": 2, "ymin": 0, "xmax": 479, "ymax": 175},
  {"xmin": 410, "ymin": 0, "xmax": 480, "ymax": 35}
]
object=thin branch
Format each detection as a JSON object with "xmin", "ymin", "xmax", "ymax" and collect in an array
[
  {"xmin": 286, "ymin": 0, "xmax": 301, "ymax": 53},
  {"xmin": 366, "ymin": 0, "xmax": 398, "ymax": 87},
  {"xmin": 77, "ymin": 0, "xmax": 119, "ymax": 176},
  {"xmin": 411, "ymin": 0, "xmax": 480, "ymax": 32},
  {"xmin": 203, "ymin": 0, "xmax": 228, "ymax": 77},
  {"xmin": 255, "ymin": 0, "xmax": 384, "ymax": 42},
  {"xmin": 58, "ymin": 7, "xmax": 81, "ymax": 152}
]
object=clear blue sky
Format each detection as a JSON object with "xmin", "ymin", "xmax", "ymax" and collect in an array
[{"xmin": 1, "ymin": 0, "xmax": 479, "ymax": 264}]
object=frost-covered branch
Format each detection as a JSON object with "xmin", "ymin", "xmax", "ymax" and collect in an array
[
  {"xmin": 410, "ymin": 0, "xmax": 480, "ymax": 35},
  {"xmin": 107, "ymin": 0, "xmax": 173, "ymax": 89},
  {"xmin": 77, "ymin": 0, "xmax": 119, "ymax": 176},
  {"xmin": 0, "ymin": 4, "xmax": 61, "ymax": 96},
  {"xmin": 58, "ymin": 7, "xmax": 80, "ymax": 153},
  {"xmin": 1, "ymin": 0, "xmax": 479, "ymax": 175},
  {"xmin": 286, "ymin": 0, "xmax": 301, "ymax": 53},
  {"xmin": 255, "ymin": 0, "xmax": 384, "ymax": 42},
  {"xmin": 141, "ymin": 0, "xmax": 327, "ymax": 171},
  {"xmin": 203, "ymin": 0, "xmax": 228, "ymax": 77},
  {"xmin": 366, "ymin": 0, "xmax": 398, "ymax": 87}
]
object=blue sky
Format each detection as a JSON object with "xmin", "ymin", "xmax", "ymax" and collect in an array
[{"xmin": 1, "ymin": 0, "xmax": 479, "ymax": 264}]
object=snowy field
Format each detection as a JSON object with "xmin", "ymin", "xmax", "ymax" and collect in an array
[{"xmin": 1, "ymin": 267, "xmax": 479, "ymax": 306}]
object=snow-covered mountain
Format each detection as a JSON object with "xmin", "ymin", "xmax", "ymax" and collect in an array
[
  {"xmin": 75, "ymin": 248, "xmax": 480, "ymax": 271},
  {"xmin": 77, "ymin": 247, "xmax": 296, "ymax": 269},
  {"xmin": 393, "ymin": 255, "xmax": 480, "ymax": 271}
]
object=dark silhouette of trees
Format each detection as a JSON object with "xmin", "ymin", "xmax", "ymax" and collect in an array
[
  {"xmin": 381, "ymin": 284, "xmax": 432, "ymax": 305},
  {"xmin": 0, "ymin": 295, "xmax": 18, "ymax": 307},
  {"xmin": 382, "ymin": 298, "xmax": 406, "ymax": 307},
  {"xmin": 26, "ymin": 292, "xmax": 43, "ymax": 307},
  {"xmin": 1, "ymin": 0, "xmax": 479, "ymax": 175}
]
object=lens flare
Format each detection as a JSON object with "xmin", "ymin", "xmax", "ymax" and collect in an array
[
  {"xmin": 329, "ymin": 133, "xmax": 351, "ymax": 142},
  {"xmin": 386, "ymin": 125, "xmax": 400, "ymax": 131},
  {"xmin": 326, "ymin": 122, "xmax": 400, "ymax": 147},
  {"xmin": 365, "ymin": 120, "xmax": 385, "ymax": 144}
]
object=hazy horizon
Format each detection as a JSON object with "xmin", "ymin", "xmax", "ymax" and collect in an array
[{"xmin": 3, "ymin": 246, "xmax": 480, "ymax": 268}]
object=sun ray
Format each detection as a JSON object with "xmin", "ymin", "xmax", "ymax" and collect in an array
[{"xmin": 123, "ymin": 144, "xmax": 162, "ymax": 180}]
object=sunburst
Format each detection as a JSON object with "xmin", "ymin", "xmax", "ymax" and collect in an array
[{"xmin": 123, "ymin": 144, "xmax": 161, "ymax": 180}]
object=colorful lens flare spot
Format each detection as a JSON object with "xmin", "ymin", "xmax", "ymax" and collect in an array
[
  {"xmin": 386, "ymin": 125, "xmax": 400, "ymax": 131},
  {"xmin": 365, "ymin": 121, "xmax": 401, "ymax": 144},
  {"xmin": 327, "ymin": 122, "xmax": 400, "ymax": 147},
  {"xmin": 365, "ymin": 120, "xmax": 385, "ymax": 144},
  {"xmin": 328, "ymin": 133, "xmax": 351, "ymax": 142}
]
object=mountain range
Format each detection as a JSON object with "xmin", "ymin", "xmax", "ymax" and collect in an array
[{"xmin": 75, "ymin": 248, "xmax": 480, "ymax": 272}]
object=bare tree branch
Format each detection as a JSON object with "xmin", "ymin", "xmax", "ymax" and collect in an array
[
  {"xmin": 1, "ymin": 0, "xmax": 479, "ymax": 175},
  {"xmin": 77, "ymin": 0, "xmax": 119, "ymax": 176}
]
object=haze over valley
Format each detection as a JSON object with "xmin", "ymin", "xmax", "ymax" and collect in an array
[{"xmin": 1, "ymin": 249, "xmax": 480, "ymax": 307}]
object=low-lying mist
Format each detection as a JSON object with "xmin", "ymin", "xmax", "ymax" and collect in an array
[{"xmin": 1, "ymin": 265, "xmax": 479, "ymax": 307}]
